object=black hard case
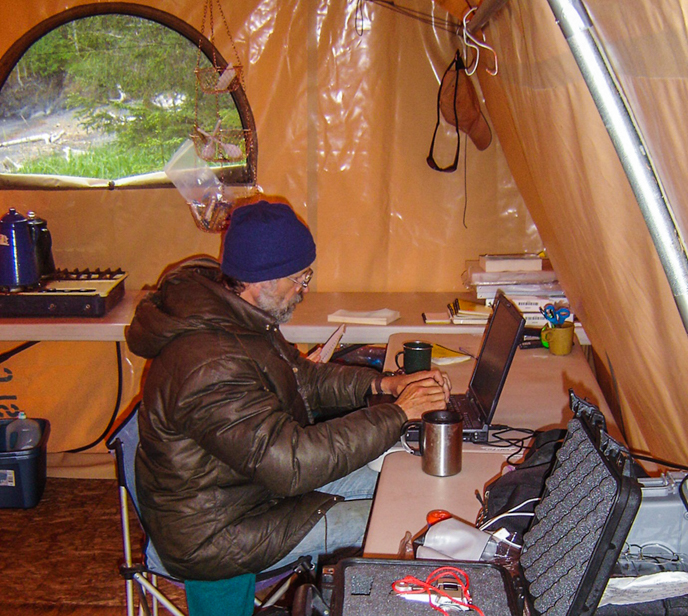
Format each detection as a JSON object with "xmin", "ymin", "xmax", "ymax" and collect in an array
[{"xmin": 331, "ymin": 392, "xmax": 642, "ymax": 616}]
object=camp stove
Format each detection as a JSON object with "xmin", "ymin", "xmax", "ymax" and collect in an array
[{"xmin": 0, "ymin": 268, "xmax": 127, "ymax": 317}]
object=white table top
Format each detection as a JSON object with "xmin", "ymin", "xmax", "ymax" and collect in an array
[
  {"xmin": 281, "ymin": 292, "xmax": 483, "ymax": 345},
  {"xmin": 282, "ymin": 292, "xmax": 589, "ymax": 345},
  {"xmin": 363, "ymin": 332, "xmax": 614, "ymax": 558},
  {"xmin": 0, "ymin": 290, "xmax": 589, "ymax": 346},
  {"xmin": 0, "ymin": 290, "xmax": 470, "ymax": 343}
]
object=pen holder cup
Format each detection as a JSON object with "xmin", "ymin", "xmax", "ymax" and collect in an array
[{"xmin": 541, "ymin": 322, "xmax": 574, "ymax": 356}]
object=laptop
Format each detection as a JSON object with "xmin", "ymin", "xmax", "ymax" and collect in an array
[
  {"xmin": 370, "ymin": 291, "xmax": 525, "ymax": 444},
  {"xmin": 449, "ymin": 290, "xmax": 525, "ymax": 442}
]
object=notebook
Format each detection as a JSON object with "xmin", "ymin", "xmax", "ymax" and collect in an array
[{"xmin": 447, "ymin": 291, "xmax": 525, "ymax": 442}]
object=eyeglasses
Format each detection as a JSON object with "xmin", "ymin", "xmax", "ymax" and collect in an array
[{"xmin": 286, "ymin": 269, "xmax": 313, "ymax": 289}]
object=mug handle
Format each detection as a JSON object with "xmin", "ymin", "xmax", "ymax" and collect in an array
[
  {"xmin": 400, "ymin": 421, "xmax": 422, "ymax": 456},
  {"xmin": 395, "ymin": 350, "xmax": 404, "ymax": 371}
]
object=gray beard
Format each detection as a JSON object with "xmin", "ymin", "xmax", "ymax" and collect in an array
[{"xmin": 255, "ymin": 281, "xmax": 303, "ymax": 324}]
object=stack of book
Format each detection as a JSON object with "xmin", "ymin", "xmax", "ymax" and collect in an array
[
  {"xmin": 463, "ymin": 254, "xmax": 572, "ymax": 327},
  {"xmin": 501, "ymin": 295, "xmax": 573, "ymax": 327},
  {"xmin": 422, "ymin": 298, "xmax": 491, "ymax": 325},
  {"xmin": 447, "ymin": 298, "xmax": 491, "ymax": 325}
]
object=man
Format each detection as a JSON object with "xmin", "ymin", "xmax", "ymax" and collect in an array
[{"xmin": 126, "ymin": 200, "xmax": 451, "ymax": 581}]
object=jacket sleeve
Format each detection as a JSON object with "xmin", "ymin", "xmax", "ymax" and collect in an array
[
  {"xmin": 169, "ymin": 350, "xmax": 406, "ymax": 498},
  {"xmin": 276, "ymin": 333, "xmax": 379, "ymax": 417}
]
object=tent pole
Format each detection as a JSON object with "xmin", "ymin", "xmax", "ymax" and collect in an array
[{"xmin": 547, "ymin": 0, "xmax": 688, "ymax": 334}]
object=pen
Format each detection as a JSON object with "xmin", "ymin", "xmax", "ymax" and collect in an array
[{"xmin": 458, "ymin": 347, "xmax": 477, "ymax": 359}]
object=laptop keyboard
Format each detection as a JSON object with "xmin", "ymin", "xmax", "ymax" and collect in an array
[
  {"xmin": 447, "ymin": 395, "xmax": 481, "ymax": 429},
  {"xmin": 446, "ymin": 395, "xmax": 465, "ymax": 414}
]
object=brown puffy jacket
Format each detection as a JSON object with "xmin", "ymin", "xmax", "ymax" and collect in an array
[{"xmin": 125, "ymin": 258, "xmax": 406, "ymax": 580}]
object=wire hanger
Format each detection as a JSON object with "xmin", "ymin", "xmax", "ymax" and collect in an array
[{"xmin": 461, "ymin": 7, "xmax": 499, "ymax": 77}]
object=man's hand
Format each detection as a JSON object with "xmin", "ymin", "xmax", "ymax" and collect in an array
[
  {"xmin": 380, "ymin": 370, "xmax": 452, "ymax": 420},
  {"xmin": 381, "ymin": 369, "xmax": 451, "ymax": 400}
]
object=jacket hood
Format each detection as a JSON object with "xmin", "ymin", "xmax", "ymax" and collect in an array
[{"xmin": 126, "ymin": 257, "xmax": 273, "ymax": 359}]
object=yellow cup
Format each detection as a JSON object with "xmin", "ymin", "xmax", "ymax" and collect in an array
[{"xmin": 541, "ymin": 322, "xmax": 574, "ymax": 355}]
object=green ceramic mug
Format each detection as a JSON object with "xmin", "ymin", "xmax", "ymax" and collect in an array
[{"xmin": 395, "ymin": 340, "xmax": 433, "ymax": 373}]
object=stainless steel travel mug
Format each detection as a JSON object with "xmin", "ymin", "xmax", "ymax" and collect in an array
[{"xmin": 401, "ymin": 409, "xmax": 463, "ymax": 477}]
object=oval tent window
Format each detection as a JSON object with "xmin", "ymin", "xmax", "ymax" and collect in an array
[{"xmin": 0, "ymin": 11, "xmax": 256, "ymax": 189}]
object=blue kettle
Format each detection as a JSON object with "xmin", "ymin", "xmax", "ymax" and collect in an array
[{"xmin": 0, "ymin": 208, "xmax": 40, "ymax": 290}]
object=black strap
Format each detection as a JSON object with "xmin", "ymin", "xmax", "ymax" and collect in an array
[
  {"xmin": 67, "ymin": 341, "xmax": 123, "ymax": 453},
  {"xmin": 0, "ymin": 341, "xmax": 40, "ymax": 365},
  {"xmin": 427, "ymin": 51, "xmax": 464, "ymax": 172}
]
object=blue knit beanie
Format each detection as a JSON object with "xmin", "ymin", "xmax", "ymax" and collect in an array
[{"xmin": 221, "ymin": 201, "xmax": 316, "ymax": 282}]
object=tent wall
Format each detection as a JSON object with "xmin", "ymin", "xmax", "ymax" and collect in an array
[
  {"xmin": 0, "ymin": 0, "xmax": 539, "ymax": 457},
  {"xmin": 457, "ymin": 0, "xmax": 688, "ymax": 462},
  {"xmin": 0, "ymin": 0, "xmax": 539, "ymax": 293},
  {"xmin": 1, "ymin": 0, "xmax": 685, "ymax": 467}
]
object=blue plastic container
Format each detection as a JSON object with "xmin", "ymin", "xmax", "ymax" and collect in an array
[{"xmin": 0, "ymin": 418, "xmax": 50, "ymax": 508}]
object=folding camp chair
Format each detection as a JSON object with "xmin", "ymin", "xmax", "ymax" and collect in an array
[{"xmin": 107, "ymin": 403, "xmax": 314, "ymax": 616}]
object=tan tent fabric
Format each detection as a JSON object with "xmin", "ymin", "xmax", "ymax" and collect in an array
[
  {"xmin": 0, "ymin": 0, "xmax": 686, "ymax": 469},
  {"xmin": 0, "ymin": 0, "xmax": 539, "ymax": 293},
  {"xmin": 461, "ymin": 0, "xmax": 688, "ymax": 462},
  {"xmin": 0, "ymin": 340, "xmax": 143, "ymax": 452},
  {"xmin": 0, "ymin": 0, "xmax": 540, "ymax": 472},
  {"xmin": 588, "ymin": 0, "xmax": 688, "ymax": 243}
]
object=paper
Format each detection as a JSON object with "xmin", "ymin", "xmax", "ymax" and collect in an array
[
  {"xmin": 525, "ymin": 313, "xmax": 575, "ymax": 327},
  {"xmin": 447, "ymin": 299, "xmax": 491, "ymax": 324},
  {"xmin": 600, "ymin": 571, "xmax": 688, "ymax": 606},
  {"xmin": 307, "ymin": 324, "xmax": 345, "ymax": 363},
  {"xmin": 422, "ymin": 311, "xmax": 451, "ymax": 324},
  {"xmin": 450, "ymin": 315, "xmax": 489, "ymax": 325},
  {"xmin": 432, "ymin": 344, "xmax": 472, "ymax": 365},
  {"xmin": 479, "ymin": 253, "xmax": 544, "ymax": 272},
  {"xmin": 367, "ymin": 441, "xmax": 406, "ymax": 472},
  {"xmin": 328, "ymin": 308, "xmax": 401, "ymax": 325},
  {"xmin": 456, "ymin": 299, "xmax": 492, "ymax": 315},
  {"xmin": 432, "ymin": 355, "xmax": 472, "ymax": 365},
  {"xmin": 463, "ymin": 260, "xmax": 558, "ymax": 285}
]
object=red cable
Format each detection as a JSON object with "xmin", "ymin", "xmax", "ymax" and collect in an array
[{"xmin": 392, "ymin": 566, "xmax": 485, "ymax": 616}]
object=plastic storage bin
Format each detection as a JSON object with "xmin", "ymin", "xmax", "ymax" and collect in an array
[{"xmin": 0, "ymin": 418, "xmax": 50, "ymax": 508}]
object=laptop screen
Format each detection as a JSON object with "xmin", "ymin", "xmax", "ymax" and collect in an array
[{"xmin": 469, "ymin": 292, "xmax": 525, "ymax": 422}]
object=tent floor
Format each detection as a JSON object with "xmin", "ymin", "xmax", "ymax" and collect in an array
[{"xmin": 0, "ymin": 477, "xmax": 187, "ymax": 616}]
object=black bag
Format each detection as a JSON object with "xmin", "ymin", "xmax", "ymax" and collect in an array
[{"xmin": 481, "ymin": 428, "xmax": 566, "ymax": 537}]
